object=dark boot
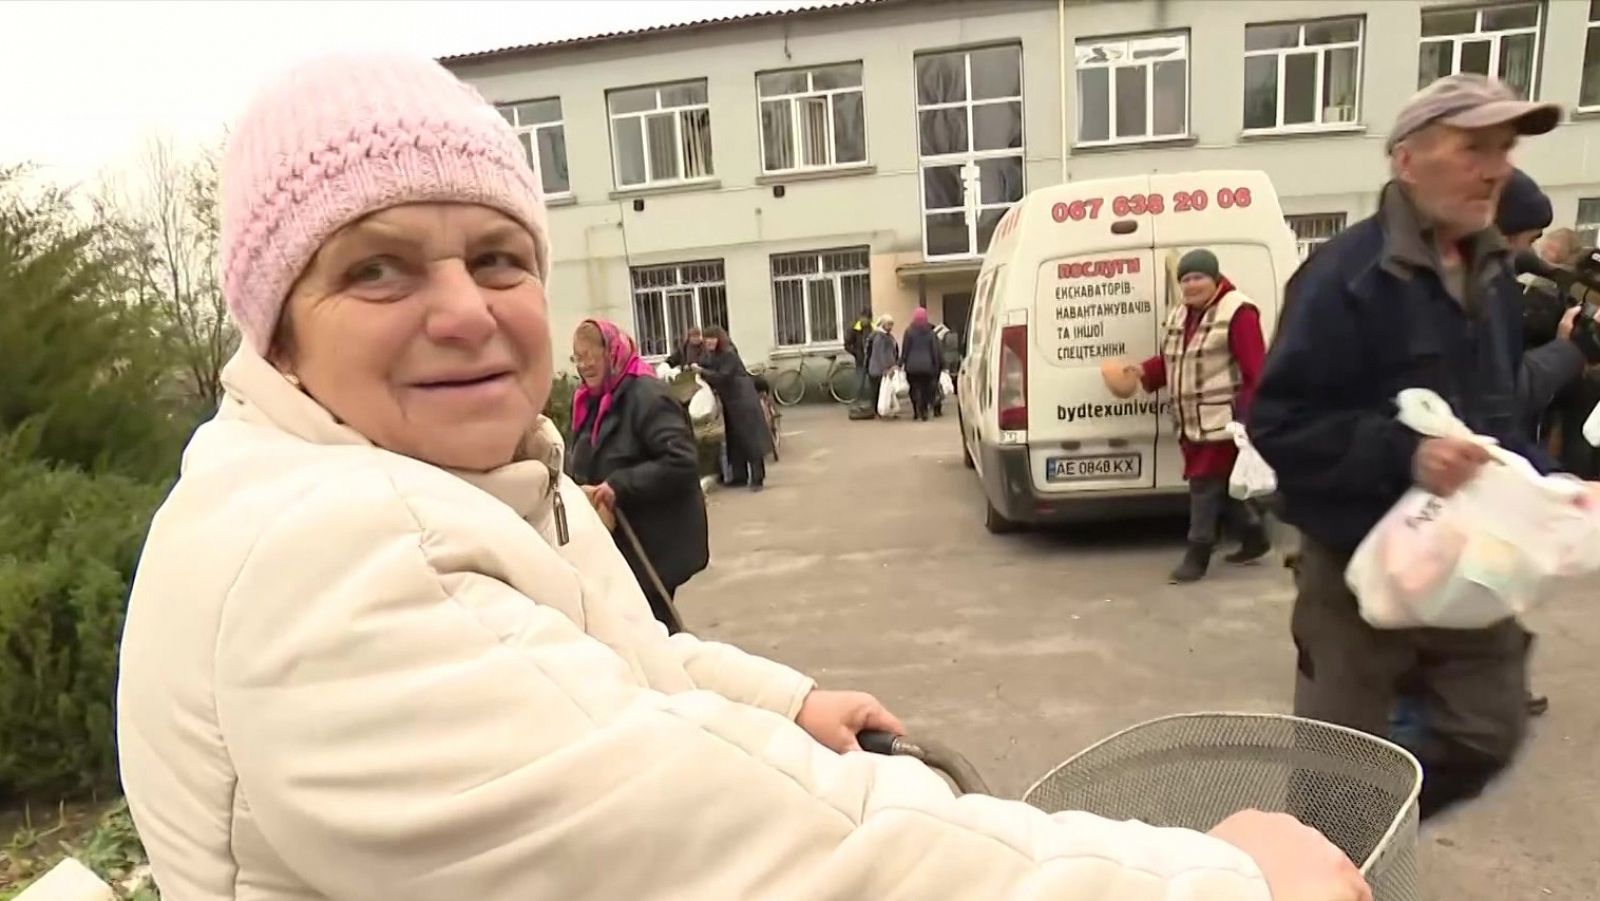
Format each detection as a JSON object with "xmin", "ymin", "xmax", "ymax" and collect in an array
[
  {"xmin": 1225, "ymin": 523, "xmax": 1272, "ymax": 564},
  {"xmin": 1169, "ymin": 543, "xmax": 1213, "ymax": 584}
]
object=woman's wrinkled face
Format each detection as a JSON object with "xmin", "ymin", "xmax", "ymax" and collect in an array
[
  {"xmin": 272, "ymin": 203, "xmax": 551, "ymax": 472},
  {"xmin": 1179, "ymin": 273, "xmax": 1217, "ymax": 307},
  {"xmin": 572, "ymin": 330, "xmax": 606, "ymax": 390}
]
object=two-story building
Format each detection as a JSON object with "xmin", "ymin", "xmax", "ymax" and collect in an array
[{"xmin": 443, "ymin": 0, "xmax": 1600, "ymax": 363}]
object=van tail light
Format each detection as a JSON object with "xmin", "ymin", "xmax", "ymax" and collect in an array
[{"xmin": 997, "ymin": 324, "xmax": 1029, "ymax": 431}]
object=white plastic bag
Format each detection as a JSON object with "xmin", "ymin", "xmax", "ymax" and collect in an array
[
  {"xmin": 1226, "ymin": 421, "xmax": 1276, "ymax": 500},
  {"xmin": 891, "ymin": 369, "xmax": 910, "ymax": 402},
  {"xmin": 938, "ymin": 370, "xmax": 955, "ymax": 396},
  {"xmin": 687, "ymin": 375, "xmax": 719, "ymax": 423},
  {"xmin": 1347, "ymin": 389, "xmax": 1600, "ymax": 629},
  {"xmin": 1585, "ymin": 397, "xmax": 1600, "ymax": 447},
  {"xmin": 877, "ymin": 372, "xmax": 902, "ymax": 418},
  {"xmin": 655, "ymin": 361, "xmax": 677, "ymax": 380}
]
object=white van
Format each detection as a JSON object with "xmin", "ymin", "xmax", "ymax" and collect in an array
[{"xmin": 956, "ymin": 170, "xmax": 1300, "ymax": 533}]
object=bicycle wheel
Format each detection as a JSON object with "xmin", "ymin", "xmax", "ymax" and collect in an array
[
  {"xmin": 771, "ymin": 367, "xmax": 806, "ymax": 406},
  {"xmin": 827, "ymin": 359, "xmax": 859, "ymax": 405}
]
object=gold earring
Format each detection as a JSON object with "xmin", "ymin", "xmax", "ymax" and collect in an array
[{"xmin": 285, "ymin": 373, "xmax": 302, "ymax": 388}]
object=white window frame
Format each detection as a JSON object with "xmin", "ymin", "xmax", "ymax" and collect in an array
[
  {"xmin": 1581, "ymin": 0, "xmax": 1600, "ymax": 110},
  {"xmin": 497, "ymin": 99, "xmax": 571, "ymax": 199},
  {"xmin": 770, "ymin": 248, "xmax": 871, "ymax": 350},
  {"xmin": 1286, "ymin": 213, "xmax": 1348, "ymax": 260},
  {"xmin": 607, "ymin": 80, "xmax": 715, "ymax": 189},
  {"xmin": 756, "ymin": 63, "xmax": 868, "ymax": 174},
  {"xmin": 1074, "ymin": 31, "xmax": 1191, "ymax": 147},
  {"xmin": 1576, "ymin": 198, "xmax": 1600, "ymax": 247},
  {"xmin": 629, "ymin": 261, "xmax": 729, "ymax": 360},
  {"xmin": 1417, "ymin": 2, "xmax": 1542, "ymax": 98},
  {"xmin": 914, "ymin": 43, "xmax": 1027, "ymax": 262},
  {"xmin": 1242, "ymin": 18, "xmax": 1364, "ymax": 134}
]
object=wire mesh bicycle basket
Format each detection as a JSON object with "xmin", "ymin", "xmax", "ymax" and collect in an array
[{"xmin": 1021, "ymin": 713, "xmax": 1421, "ymax": 901}]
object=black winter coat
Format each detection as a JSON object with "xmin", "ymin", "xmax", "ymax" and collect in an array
[
  {"xmin": 900, "ymin": 323, "xmax": 943, "ymax": 377},
  {"xmin": 698, "ymin": 346, "xmax": 772, "ymax": 459},
  {"xmin": 567, "ymin": 377, "xmax": 709, "ymax": 593},
  {"xmin": 1251, "ymin": 200, "xmax": 1551, "ymax": 554}
]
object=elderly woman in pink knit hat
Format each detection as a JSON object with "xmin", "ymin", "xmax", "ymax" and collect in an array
[{"xmin": 115, "ymin": 54, "xmax": 1367, "ymax": 901}]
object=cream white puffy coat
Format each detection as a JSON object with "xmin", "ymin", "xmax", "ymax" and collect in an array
[{"xmin": 116, "ymin": 348, "xmax": 1269, "ymax": 901}]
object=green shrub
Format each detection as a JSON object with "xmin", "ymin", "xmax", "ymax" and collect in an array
[
  {"xmin": 544, "ymin": 373, "xmax": 576, "ymax": 440},
  {"xmin": 0, "ymin": 432, "xmax": 165, "ymax": 800},
  {"xmin": 0, "ymin": 169, "xmax": 190, "ymax": 484}
]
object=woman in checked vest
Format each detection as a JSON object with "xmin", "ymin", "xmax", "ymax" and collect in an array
[{"xmin": 1105, "ymin": 249, "xmax": 1271, "ymax": 583}]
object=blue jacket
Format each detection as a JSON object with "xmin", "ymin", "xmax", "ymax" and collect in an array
[{"xmin": 1251, "ymin": 184, "xmax": 1553, "ymax": 554}]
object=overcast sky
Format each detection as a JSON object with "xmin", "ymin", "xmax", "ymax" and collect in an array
[{"xmin": 1, "ymin": 0, "xmax": 838, "ymax": 189}]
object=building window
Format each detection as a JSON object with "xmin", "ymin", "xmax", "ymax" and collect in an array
[
  {"xmin": 608, "ymin": 80, "xmax": 714, "ymax": 189},
  {"xmin": 1577, "ymin": 198, "xmax": 1600, "ymax": 247},
  {"xmin": 757, "ymin": 63, "xmax": 867, "ymax": 173},
  {"xmin": 1417, "ymin": 2, "xmax": 1541, "ymax": 99},
  {"xmin": 771, "ymin": 248, "xmax": 871, "ymax": 348},
  {"xmin": 914, "ymin": 44, "xmax": 1025, "ymax": 260},
  {"xmin": 1286, "ymin": 213, "xmax": 1347, "ymax": 259},
  {"xmin": 496, "ymin": 99, "xmax": 570, "ymax": 197},
  {"xmin": 1075, "ymin": 32, "xmax": 1189, "ymax": 145},
  {"xmin": 630, "ymin": 261, "xmax": 729, "ymax": 358},
  {"xmin": 1243, "ymin": 19, "xmax": 1362, "ymax": 132},
  {"xmin": 1582, "ymin": 0, "xmax": 1600, "ymax": 108}
]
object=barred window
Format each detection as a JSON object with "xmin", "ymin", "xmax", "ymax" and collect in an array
[
  {"xmin": 1286, "ymin": 212, "xmax": 1347, "ymax": 259},
  {"xmin": 771, "ymin": 248, "xmax": 870, "ymax": 348},
  {"xmin": 630, "ymin": 260, "xmax": 729, "ymax": 358}
]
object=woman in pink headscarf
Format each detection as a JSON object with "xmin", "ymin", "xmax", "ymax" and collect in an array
[
  {"xmin": 900, "ymin": 306, "xmax": 945, "ymax": 421},
  {"xmin": 568, "ymin": 318, "xmax": 707, "ymax": 632}
]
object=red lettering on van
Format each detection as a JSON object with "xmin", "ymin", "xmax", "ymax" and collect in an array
[
  {"xmin": 1052, "ymin": 187, "xmax": 1257, "ymax": 219},
  {"xmin": 1050, "ymin": 197, "xmax": 1104, "ymax": 223},
  {"xmin": 1057, "ymin": 257, "xmax": 1142, "ymax": 280}
]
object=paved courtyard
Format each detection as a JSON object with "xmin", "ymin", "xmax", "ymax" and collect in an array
[{"xmin": 679, "ymin": 405, "xmax": 1600, "ymax": 899}]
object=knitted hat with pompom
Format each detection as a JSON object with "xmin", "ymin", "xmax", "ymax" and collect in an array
[{"xmin": 219, "ymin": 53, "xmax": 550, "ymax": 354}]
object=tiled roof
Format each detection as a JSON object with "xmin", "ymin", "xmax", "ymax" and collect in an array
[{"xmin": 439, "ymin": 0, "xmax": 914, "ymax": 64}]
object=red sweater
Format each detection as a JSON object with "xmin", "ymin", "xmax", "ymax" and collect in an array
[{"xmin": 1138, "ymin": 284, "xmax": 1267, "ymax": 481}]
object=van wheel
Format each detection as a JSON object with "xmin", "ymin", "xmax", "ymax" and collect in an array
[{"xmin": 984, "ymin": 500, "xmax": 1018, "ymax": 534}]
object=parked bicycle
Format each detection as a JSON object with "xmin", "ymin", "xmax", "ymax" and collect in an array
[{"xmin": 767, "ymin": 352, "xmax": 858, "ymax": 407}]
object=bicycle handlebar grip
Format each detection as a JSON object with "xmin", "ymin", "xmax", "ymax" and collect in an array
[{"xmin": 857, "ymin": 730, "xmax": 901, "ymax": 756}]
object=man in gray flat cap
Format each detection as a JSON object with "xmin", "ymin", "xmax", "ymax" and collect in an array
[{"xmin": 1250, "ymin": 74, "xmax": 1563, "ymax": 820}]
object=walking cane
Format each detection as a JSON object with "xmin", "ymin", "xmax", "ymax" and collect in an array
[{"xmin": 613, "ymin": 507, "xmax": 687, "ymax": 635}]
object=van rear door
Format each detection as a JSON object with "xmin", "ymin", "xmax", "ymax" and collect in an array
[{"xmin": 1026, "ymin": 176, "xmax": 1161, "ymax": 493}]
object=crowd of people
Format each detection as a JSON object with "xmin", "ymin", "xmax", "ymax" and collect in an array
[
  {"xmin": 105, "ymin": 47, "xmax": 1597, "ymax": 901},
  {"xmin": 846, "ymin": 305, "xmax": 962, "ymax": 420}
]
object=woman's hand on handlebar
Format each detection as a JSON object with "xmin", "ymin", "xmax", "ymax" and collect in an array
[
  {"xmin": 796, "ymin": 690, "xmax": 904, "ymax": 753},
  {"xmin": 1208, "ymin": 810, "xmax": 1371, "ymax": 901}
]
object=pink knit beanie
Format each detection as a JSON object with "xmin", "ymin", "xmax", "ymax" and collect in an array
[{"xmin": 220, "ymin": 53, "xmax": 550, "ymax": 354}]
